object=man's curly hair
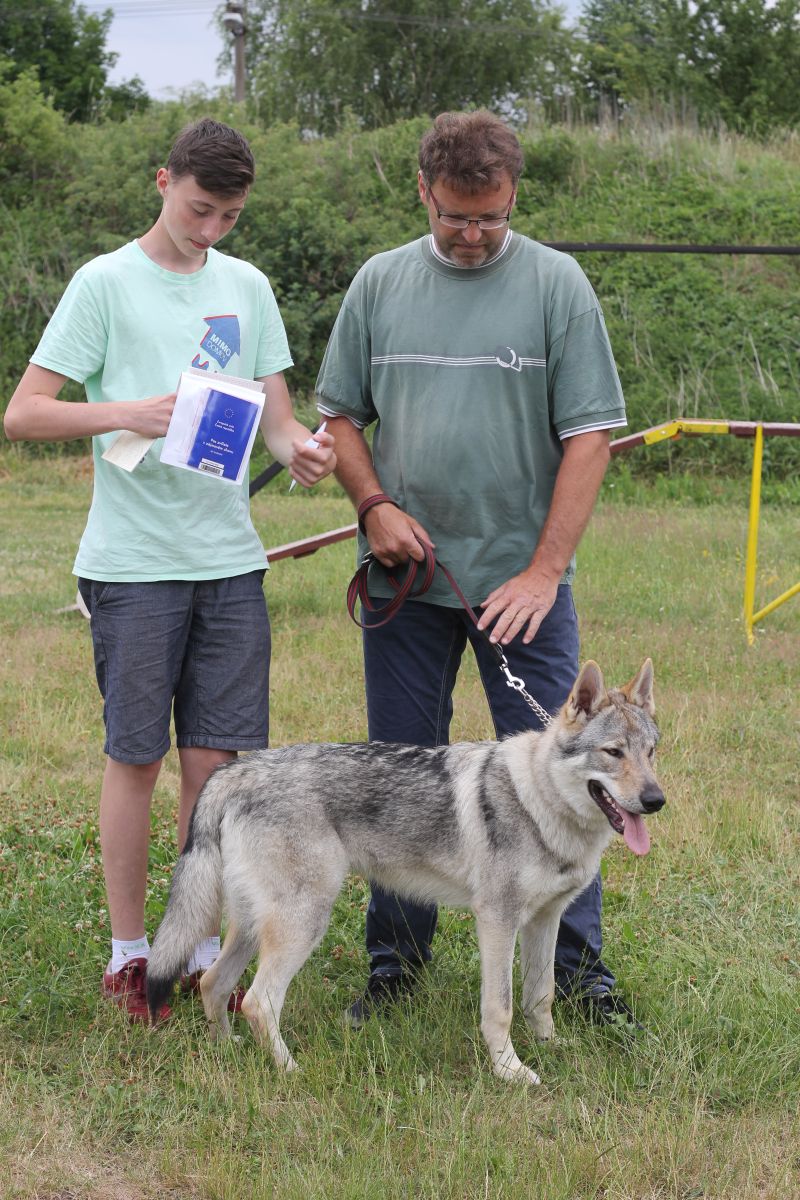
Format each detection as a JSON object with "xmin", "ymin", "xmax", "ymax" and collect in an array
[{"xmin": 418, "ymin": 111, "xmax": 524, "ymax": 194}]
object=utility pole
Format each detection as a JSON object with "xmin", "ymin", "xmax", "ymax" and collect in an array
[{"xmin": 223, "ymin": 0, "xmax": 246, "ymax": 102}]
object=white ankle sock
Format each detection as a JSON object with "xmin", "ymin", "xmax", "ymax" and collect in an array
[
  {"xmin": 185, "ymin": 936, "xmax": 220, "ymax": 975},
  {"xmin": 109, "ymin": 936, "xmax": 150, "ymax": 974}
]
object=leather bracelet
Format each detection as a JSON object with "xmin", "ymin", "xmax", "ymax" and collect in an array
[{"xmin": 357, "ymin": 492, "xmax": 399, "ymax": 533}]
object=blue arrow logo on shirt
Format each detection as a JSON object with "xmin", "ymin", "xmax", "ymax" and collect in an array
[{"xmin": 199, "ymin": 314, "xmax": 241, "ymax": 369}]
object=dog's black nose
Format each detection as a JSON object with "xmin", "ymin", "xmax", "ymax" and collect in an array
[{"xmin": 640, "ymin": 784, "xmax": 665, "ymax": 813}]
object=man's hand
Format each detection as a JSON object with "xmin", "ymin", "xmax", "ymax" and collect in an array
[
  {"xmin": 320, "ymin": 413, "xmax": 430, "ymax": 564},
  {"xmin": 477, "ymin": 431, "xmax": 612, "ymax": 646},
  {"xmin": 477, "ymin": 567, "xmax": 560, "ymax": 646},
  {"xmin": 363, "ymin": 502, "xmax": 434, "ymax": 568},
  {"xmin": 287, "ymin": 428, "xmax": 336, "ymax": 488}
]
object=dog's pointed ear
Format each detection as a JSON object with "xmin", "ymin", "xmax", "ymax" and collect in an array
[
  {"xmin": 565, "ymin": 661, "xmax": 607, "ymax": 725},
  {"xmin": 621, "ymin": 657, "xmax": 655, "ymax": 715}
]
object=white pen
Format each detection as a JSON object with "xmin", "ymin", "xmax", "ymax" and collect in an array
[{"xmin": 289, "ymin": 421, "xmax": 327, "ymax": 491}]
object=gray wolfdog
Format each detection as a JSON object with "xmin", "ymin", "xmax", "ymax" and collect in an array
[{"xmin": 147, "ymin": 659, "xmax": 665, "ymax": 1085}]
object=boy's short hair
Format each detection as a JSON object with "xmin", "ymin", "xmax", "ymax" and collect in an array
[
  {"xmin": 167, "ymin": 118, "xmax": 255, "ymax": 197},
  {"xmin": 419, "ymin": 110, "xmax": 524, "ymax": 194}
]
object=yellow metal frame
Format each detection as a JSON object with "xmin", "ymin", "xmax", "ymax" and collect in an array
[
  {"xmin": 264, "ymin": 416, "xmax": 799, "ymax": 646},
  {"xmin": 642, "ymin": 419, "xmax": 732, "ymax": 444},
  {"xmin": 638, "ymin": 419, "xmax": 798, "ymax": 643},
  {"xmin": 742, "ymin": 424, "xmax": 800, "ymax": 643}
]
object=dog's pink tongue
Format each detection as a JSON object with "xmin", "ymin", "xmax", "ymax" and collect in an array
[{"xmin": 622, "ymin": 812, "xmax": 650, "ymax": 856}]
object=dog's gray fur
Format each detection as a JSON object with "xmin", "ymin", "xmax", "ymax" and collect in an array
[{"xmin": 147, "ymin": 659, "xmax": 665, "ymax": 1085}]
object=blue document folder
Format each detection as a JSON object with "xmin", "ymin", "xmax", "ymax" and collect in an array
[{"xmin": 185, "ymin": 388, "xmax": 261, "ymax": 480}]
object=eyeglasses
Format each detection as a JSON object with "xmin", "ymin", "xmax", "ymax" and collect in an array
[{"xmin": 427, "ymin": 186, "xmax": 514, "ymax": 231}]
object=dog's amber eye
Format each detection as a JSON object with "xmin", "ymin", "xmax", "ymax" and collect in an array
[{"xmin": 603, "ymin": 747, "xmax": 623, "ymax": 757}]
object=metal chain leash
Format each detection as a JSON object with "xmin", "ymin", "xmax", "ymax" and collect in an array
[{"xmin": 496, "ymin": 651, "xmax": 554, "ymax": 727}]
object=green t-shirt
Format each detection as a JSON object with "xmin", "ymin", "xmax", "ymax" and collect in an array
[
  {"xmin": 31, "ymin": 240, "xmax": 292, "ymax": 582},
  {"xmin": 316, "ymin": 233, "xmax": 626, "ymax": 606}
]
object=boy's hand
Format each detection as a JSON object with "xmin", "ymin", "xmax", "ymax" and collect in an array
[
  {"xmin": 4, "ymin": 366, "xmax": 177, "ymax": 444},
  {"xmin": 287, "ymin": 428, "xmax": 336, "ymax": 488},
  {"xmin": 122, "ymin": 392, "xmax": 177, "ymax": 438}
]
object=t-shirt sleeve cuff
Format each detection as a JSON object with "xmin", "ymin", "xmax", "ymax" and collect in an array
[
  {"xmin": 315, "ymin": 395, "xmax": 371, "ymax": 428},
  {"xmin": 29, "ymin": 352, "xmax": 86, "ymax": 385},
  {"xmin": 557, "ymin": 412, "xmax": 628, "ymax": 439},
  {"xmin": 255, "ymin": 354, "xmax": 294, "ymax": 377}
]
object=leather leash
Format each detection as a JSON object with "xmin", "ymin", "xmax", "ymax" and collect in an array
[{"xmin": 346, "ymin": 494, "xmax": 553, "ymax": 727}]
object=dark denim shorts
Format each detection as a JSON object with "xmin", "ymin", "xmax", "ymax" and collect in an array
[{"xmin": 77, "ymin": 571, "xmax": 270, "ymax": 764}]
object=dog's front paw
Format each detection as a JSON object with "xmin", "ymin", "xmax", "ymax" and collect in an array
[
  {"xmin": 493, "ymin": 1060, "xmax": 541, "ymax": 1086},
  {"xmin": 490, "ymin": 1042, "xmax": 541, "ymax": 1086},
  {"xmin": 526, "ymin": 1012, "xmax": 555, "ymax": 1041},
  {"xmin": 206, "ymin": 1017, "xmax": 232, "ymax": 1042}
]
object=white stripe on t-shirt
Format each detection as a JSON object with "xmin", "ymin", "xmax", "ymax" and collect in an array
[{"xmin": 560, "ymin": 417, "xmax": 628, "ymax": 440}]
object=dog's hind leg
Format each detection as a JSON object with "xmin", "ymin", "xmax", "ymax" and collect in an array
[
  {"xmin": 241, "ymin": 901, "xmax": 335, "ymax": 1073},
  {"xmin": 199, "ymin": 921, "xmax": 256, "ymax": 1041},
  {"xmin": 474, "ymin": 912, "xmax": 540, "ymax": 1086},
  {"xmin": 519, "ymin": 906, "xmax": 560, "ymax": 1042}
]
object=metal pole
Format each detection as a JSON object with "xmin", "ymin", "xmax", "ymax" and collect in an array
[
  {"xmin": 743, "ymin": 423, "xmax": 763, "ymax": 645},
  {"xmin": 224, "ymin": 2, "xmax": 246, "ymax": 101},
  {"xmin": 234, "ymin": 28, "xmax": 245, "ymax": 103}
]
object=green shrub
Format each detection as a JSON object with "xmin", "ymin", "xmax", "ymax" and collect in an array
[{"xmin": 2, "ymin": 104, "xmax": 798, "ymax": 481}]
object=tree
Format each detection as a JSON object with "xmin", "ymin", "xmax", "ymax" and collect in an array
[
  {"xmin": 692, "ymin": 0, "xmax": 800, "ymax": 130},
  {"xmin": 580, "ymin": 1, "xmax": 703, "ymax": 113},
  {"xmin": 101, "ymin": 76, "xmax": 152, "ymax": 122},
  {"xmin": 230, "ymin": 0, "xmax": 576, "ymax": 134},
  {"xmin": 579, "ymin": 0, "xmax": 800, "ymax": 131},
  {"xmin": 0, "ymin": 0, "xmax": 149, "ymax": 122},
  {"xmin": 0, "ymin": 62, "xmax": 70, "ymax": 198}
]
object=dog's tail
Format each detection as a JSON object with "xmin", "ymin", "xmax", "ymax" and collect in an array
[{"xmin": 146, "ymin": 764, "xmax": 231, "ymax": 1021}]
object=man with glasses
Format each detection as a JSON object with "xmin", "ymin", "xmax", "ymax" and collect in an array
[{"xmin": 316, "ymin": 110, "xmax": 637, "ymax": 1030}]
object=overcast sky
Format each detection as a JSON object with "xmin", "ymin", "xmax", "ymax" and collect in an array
[
  {"xmin": 89, "ymin": 1, "xmax": 583, "ymax": 101},
  {"xmin": 87, "ymin": 1, "xmax": 225, "ymax": 98}
]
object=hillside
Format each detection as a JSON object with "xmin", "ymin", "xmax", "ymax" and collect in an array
[{"xmin": 2, "ymin": 98, "xmax": 798, "ymax": 479}]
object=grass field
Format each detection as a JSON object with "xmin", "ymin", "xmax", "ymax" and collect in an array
[{"xmin": 1, "ymin": 452, "xmax": 798, "ymax": 1199}]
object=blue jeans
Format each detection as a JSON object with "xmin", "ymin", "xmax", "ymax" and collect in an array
[{"xmin": 362, "ymin": 583, "xmax": 615, "ymax": 997}]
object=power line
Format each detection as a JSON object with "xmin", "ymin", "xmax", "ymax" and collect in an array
[
  {"xmin": 338, "ymin": 9, "xmax": 541, "ymax": 33},
  {"xmin": 81, "ymin": 2, "xmax": 563, "ymax": 34},
  {"xmin": 82, "ymin": 1, "xmax": 218, "ymax": 18}
]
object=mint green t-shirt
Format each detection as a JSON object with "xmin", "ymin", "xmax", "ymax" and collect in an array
[
  {"xmin": 316, "ymin": 233, "xmax": 626, "ymax": 605},
  {"xmin": 31, "ymin": 241, "xmax": 292, "ymax": 582}
]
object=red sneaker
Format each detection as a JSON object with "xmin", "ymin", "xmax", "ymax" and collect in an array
[
  {"xmin": 181, "ymin": 970, "xmax": 245, "ymax": 1014},
  {"xmin": 102, "ymin": 956, "xmax": 171, "ymax": 1024}
]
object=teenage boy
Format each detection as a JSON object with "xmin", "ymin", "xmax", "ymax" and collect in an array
[{"xmin": 5, "ymin": 118, "xmax": 335, "ymax": 1022}]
